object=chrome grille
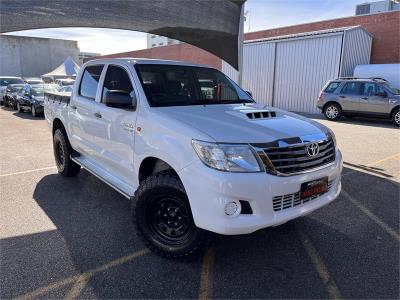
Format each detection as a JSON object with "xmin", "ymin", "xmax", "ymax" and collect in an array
[
  {"xmin": 259, "ymin": 139, "xmax": 335, "ymax": 175},
  {"xmin": 272, "ymin": 181, "xmax": 333, "ymax": 212}
]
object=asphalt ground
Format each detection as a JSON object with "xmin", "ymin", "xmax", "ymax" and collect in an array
[{"xmin": 0, "ymin": 106, "xmax": 399, "ymax": 299}]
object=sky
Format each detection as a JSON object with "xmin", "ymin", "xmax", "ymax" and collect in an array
[{"xmin": 7, "ymin": 0, "xmax": 370, "ymax": 55}]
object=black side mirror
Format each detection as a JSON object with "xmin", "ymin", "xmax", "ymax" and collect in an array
[
  {"xmin": 246, "ymin": 91, "xmax": 253, "ymax": 98},
  {"xmin": 104, "ymin": 90, "xmax": 136, "ymax": 109}
]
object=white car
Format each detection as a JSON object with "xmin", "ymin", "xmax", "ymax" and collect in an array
[
  {"xmin": 0, "ymin": 76, "xmax": 25, "ymax": 104},
  {"xmin": 44, "ymin": 58, "xmax": 342, "ymax": 259}
]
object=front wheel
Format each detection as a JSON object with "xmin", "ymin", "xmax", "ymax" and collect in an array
[
  {"xmin": 53, "ymin": 129, "xmax": 81, "ymax": 177},
  {"xmin": 132, "ymin": 173, "xmax": 212, "ymax": 260},
  {"xmin": 324, "ymin": 103, "xmax": 342, "ymax": 121},
  {"xmin": 392, "ymin": 109, "xmax": 400, "ymax": 127}
]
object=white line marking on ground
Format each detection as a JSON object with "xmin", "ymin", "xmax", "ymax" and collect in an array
[
  {"xmin": 0, "ymin": 166, "xmax": 56, "ymax": 177},
  {"xmin": 342, "ymin": 189, "xmax": 399, "ymax": 241}
]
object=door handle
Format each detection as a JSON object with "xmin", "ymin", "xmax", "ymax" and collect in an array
[
  {"xmin": 361, "ymin": 97, "xmax": 368, "ymax": 100},
  {"xmin": 339, "ymin": 95, "xmax": 346, "ymax": 98},
  {"xmin": 70, "ymin": 105, "xmax": 77, "ymax": 110},
  {"xmin": 94, "ymin": 112, "xmax": 102, "ymax": 118}
]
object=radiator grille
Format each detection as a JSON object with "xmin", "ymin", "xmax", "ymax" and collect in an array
[
  {"xmin": 272, "ymin": 181, "xmax": 333, "ymax": 212},
  {"xmin": 261, "ymin": 139, "xmax": 335, "ymax": 175}
]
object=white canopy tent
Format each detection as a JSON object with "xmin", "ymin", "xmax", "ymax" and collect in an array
[{"xmin": 42, "ymin": 56, "xmax": 80, "ymax": 82}]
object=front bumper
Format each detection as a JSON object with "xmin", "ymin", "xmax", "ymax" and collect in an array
[{"xmin": 179, "ymin": 150, "xmax": 342, "ymax": 235}]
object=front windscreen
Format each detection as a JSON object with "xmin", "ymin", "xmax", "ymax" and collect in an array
[
  {"xmin": 31, "ymin": 85, "xmax": 58, "ymax": 96},
  {"xmin": 382, "ymin": 82, "xmax": 400, "ymax": 95},
  {"xmin": 0, "ymin": 78, "xmax": 24, "ymax": 86},
  {"xmin": 135, "ymin": 64, "xmax": 254, "ymax": 107}
]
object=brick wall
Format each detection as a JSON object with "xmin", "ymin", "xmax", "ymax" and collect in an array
[
  {"xmin": 92, "ymin": 43, "xmax": 222, "ymax": 69},
  {"xmin": 245, "ymin": 11, "xmax": 400, "ymax": 64},
  {"xmin": 89, "ymin": 11, "xmax": 399, "ymax": 67}
]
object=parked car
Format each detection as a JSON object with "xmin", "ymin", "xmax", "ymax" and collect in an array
[
  {"xmin": 317, "ymin": 77, "xmax": 400, "ymax": 127},
  {"xmin": 16, "ymin": 84, "xmax": 59, "ymax": 117},
  {"xmin": 58, "ymin": 85, "xmax": 73, "ymax": 93},
  {"xmin": 45, "ymin": 58, "xmax": 342, "ymax": 259},
  {"xmin": 24, "ymin": 77, "xmax": 44, "ymax": 85},
  {"xmin": 3, "ymin": 84, "xmax": 26, "ymax": 109},
  {"xmin": 0, "ymin": 76, "xmax": 24, "ymax": 105},
  {"xmin": 55, "ymin": 78, "xmax": 75, "ymax": 86}
]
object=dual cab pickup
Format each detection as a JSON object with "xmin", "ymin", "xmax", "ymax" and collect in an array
[{"xmin": 45, "ymin": 58, "xmax": 342, "ymax": 259}]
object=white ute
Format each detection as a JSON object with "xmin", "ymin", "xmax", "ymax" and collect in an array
[{"xmin": 44, "ymin": 58, "xmax": 343, "ymax": 259}]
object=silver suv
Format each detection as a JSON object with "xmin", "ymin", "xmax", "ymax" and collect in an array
[{"xmin": 317, "ymin": 78, "xmax": 400, "ymax": 127}]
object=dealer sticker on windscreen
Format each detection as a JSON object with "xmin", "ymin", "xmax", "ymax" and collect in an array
[{"xmin": 300, "ymin": 177, "xmax": 328, "ymax": 199}]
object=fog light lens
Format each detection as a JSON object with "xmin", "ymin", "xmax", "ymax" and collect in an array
[{"xmin": 224, "ymin": 201, "xmax": 240, "ymax": 216}]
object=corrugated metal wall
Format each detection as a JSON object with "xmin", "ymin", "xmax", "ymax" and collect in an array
[
  {"xmin": 340, "ymin": 27, "xmax": 372, "ymax": 76},
  {"xmin": 273, "ymin": 34, "xmax": 342, "ymax": 113},
  {"xmin": 222, "ymin": 27, "xmax": 372, "ymax": 113}
]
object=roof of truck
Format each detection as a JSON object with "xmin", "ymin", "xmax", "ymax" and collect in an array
[{"xmin": 86, "ymin": 58, "xmax": 209, "ymax": 68}]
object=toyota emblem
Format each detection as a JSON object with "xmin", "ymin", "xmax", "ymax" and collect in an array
[{"xmin": 306, "ymin": 142, "xmax": 320, "ymax": 157}]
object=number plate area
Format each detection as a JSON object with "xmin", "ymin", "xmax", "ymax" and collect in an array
[{"xmin": 300, "ymin": 177, "xmax": 328, "ymax": 199}]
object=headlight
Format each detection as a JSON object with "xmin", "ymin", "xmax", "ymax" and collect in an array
[
  {"xmin": 192, "ymin": 140, "xmax": 263, "ymax": 172},
  {"xmin": 326, "ymin": 128, "xmax": 337, "ymax": 151}
]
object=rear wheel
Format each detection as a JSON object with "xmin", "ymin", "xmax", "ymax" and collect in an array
[
  {"xmin": 17, "ymin": 102, "xmax": 23, "ymax": 113},
  {"xmin": 31, "ymin": 105, "xmax": 37, "ymax": 117},
  {"xmin": 324, "ymin": 103, "xmax": 341, "ymax": 121},
  {"xmin": 53, "ymin": 129, "xmax": 81, "ymax": 177},
  {"xmin": 133, "ymin": 172, "xmax": 212, "ymax": 260},
  {"xmin": 392, "ymin": 108, "xmax": 400, "ymax": 127}
]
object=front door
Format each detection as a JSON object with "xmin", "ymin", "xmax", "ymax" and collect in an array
[
  {"xmin": 68, "ymin": 65, "xmax": 104, "ymax": 156},
  {"xmin": 361, "ymin": 82, "xmax": 390, "ymax": 114},
  {"xmin": 91, "ymin": 64, "xmax": 138, "ymax": 184}
]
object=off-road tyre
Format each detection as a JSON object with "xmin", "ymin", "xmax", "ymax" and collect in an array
[
  {"xmin": 323, "ymin": 103, "xmax": 342, "ymax": 121},
  {"xmin": 392, "ymin": 108, "xmax": 399, "ymax": 127},
  {"xmin": 132, "ymin": 172, "xmax": 212, "ymax": 260},
  {"xmin": 53, "ymin": 129, "xmax": 80, "ymax": 177}
]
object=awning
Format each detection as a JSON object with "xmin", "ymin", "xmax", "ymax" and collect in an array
[
  {"xmin": 0, "ymin": 0, "xmax": 245, "ymax": 69},
  {"xmin": 42, "ymin": 56, "xmax": 80, "ymax": 78}
]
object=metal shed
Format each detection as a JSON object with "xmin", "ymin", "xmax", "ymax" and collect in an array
[{"xmin": 223, "ymin": 26, "xmax": 372, "ymax": 113}]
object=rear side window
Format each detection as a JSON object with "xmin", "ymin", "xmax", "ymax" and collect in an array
[
  {"xmin": 102, "ymin": 65, "xmax": 134, "ymax": 102},
  {"xmin": 341, "ymin": 82, "xmax": 363, "ymax": 95},
  {"xmin": 79, "ymin": 65, "xmax": 103, "ymax": 100},
  {"xmin": 324, "ymin": 82, "xmax": 340, "ymax": 93}
]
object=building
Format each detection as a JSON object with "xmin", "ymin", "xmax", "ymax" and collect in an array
[
  {"xmin": 90, "ymin": 11, "xmax": 399, "ymax": 114},
  {"xmin": 0, "ymin": 35, "xmax": 79, "ymax": 78},
  {"xmin": 355, "ymin": 0, "xmax": 400, "ymax": 15},
  {"xmin": 223, "ymin": 26, "xmax": 372, "ymax": 113},
  {"xmin": 78, "ymin": 52, "xmax": 100, "ymax": 65},
  {"xmin": 147, "ymin": 34, "xmax": 180, "ymax": 48}
]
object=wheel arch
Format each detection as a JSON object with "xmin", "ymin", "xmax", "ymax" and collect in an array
[
  {"xmin": 138, "ymin": 156, "xmax": 180, "ymax": 184},
  {"xmin": 389, "ymin": 105, "xmax": 399, "ymax": 118},
  {"xmin": 323, "ymin": 101, "xmax": 342, "ymax": 112}
]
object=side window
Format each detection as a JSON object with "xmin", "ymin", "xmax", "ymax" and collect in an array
[
  {"xmin": 324, "ymin": 81, "xmax": 340, "ymax": 93},
  {"xmin": 341, "ymin": 82, "xmax": 363, "ymax": 95},
  {"xmin": 102, "ymin": 65, "xmax": 134, "ymax": 102},
  {"xmin": 363, "ymin": 82, "xmax": 376, "ymax": 96},
  {"xmin": 79, "ymin": 65, "xmax": 103, "ymax": 100},
  {"xmin": 375, "ymin": 84, "xmax": 387, "ymax": 96}
]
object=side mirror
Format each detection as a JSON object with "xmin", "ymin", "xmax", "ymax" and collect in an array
[
  {"xmin": 104, "ymin": 90, "xmax": 136, "ymax": 109},
  {"xmin": 246, "ymin": 91, "xmax": 253, "ymax": 98},
  {"xmin": 376, "ymin": 91, "xmax": 387, "ymax": 98}
]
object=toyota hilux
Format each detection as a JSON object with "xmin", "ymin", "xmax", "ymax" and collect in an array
[{"xmin": 44, "ymin": 58, "xmax": 343, "ymax": 259}]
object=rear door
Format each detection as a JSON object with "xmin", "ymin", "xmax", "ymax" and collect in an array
[
  {"xmin": 91, "ymin": 64, "xmax": 138, "ymax": 183},
  {"xmin": 339, "ymin": 82, "xmax": 363, "ymax": 112},
  {"xmin": 68, "ymin": 65, "xmax": 104, "ymax": 156},
  {"xmin": 362, "ymin": 82, "xmax": 390, "ymax": 114}
]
